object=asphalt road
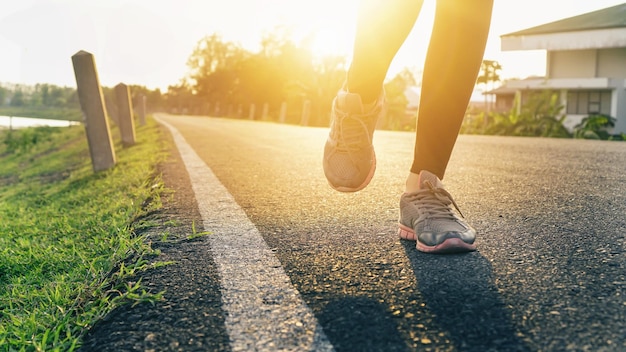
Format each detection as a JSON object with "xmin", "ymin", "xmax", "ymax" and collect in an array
[{"xmin": 84, "ymin": 113, "xmax": 626, "ymax": 351}]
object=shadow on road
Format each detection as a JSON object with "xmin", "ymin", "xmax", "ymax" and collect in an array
[
  {"xmin": 402, "ymin": 241, "xmax": 530, "ymax": 351},
  {"xmin": 316, "ymin": 296, "xmax": 412, "ymax": 352}
]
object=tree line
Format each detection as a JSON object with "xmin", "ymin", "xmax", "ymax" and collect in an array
[
  {"xmin": 166, "ymin": 32, "xmax": 416, "ymax": 129},
  {"xmin": 0, "ymin": 30, "xmax": 490, "ymax": 131},
  {"xmin": 0, "ymin": 83, "xmax": 163, "ymax": 122},
  {"xmin": 0, "ymin": 30, "xmax": 417, "ymax": 129},
  {"xmin": 0, "ymin": 83, "xmax": 78, "ymax": 109},
  {"xmin": 4, "ymin": 29, "xmax": 619, "ymax": 139}
]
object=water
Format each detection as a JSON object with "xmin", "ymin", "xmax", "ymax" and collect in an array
[{"xmin": 0, "ymin": 116, "xmax": 80, "ymax": 129}]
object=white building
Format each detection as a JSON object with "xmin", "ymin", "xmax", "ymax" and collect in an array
[{"xmin": 491, "ymin": 3, "xmax": 626, "ymax": 134}]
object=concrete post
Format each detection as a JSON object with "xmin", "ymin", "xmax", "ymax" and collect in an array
[
  {"xmin": 300, "ymin": 100, "xmax": 311, "ymax": 126},
  {"xmin": 104, "ymin": 93, "xmax": 119, "ymax": 126},
  {"xmin": 71, "ymin": 50, "xmax": 116, "ymax": 172},
  {"xmin": 249, "ymin": 104, "xmax": 256, "ymax": 120},
  {"xmin": 138, "ymin": 95, "xmax": 146, "ymax": 126},
  {"xmin": 262, "ymin": 103, "xmax": 269, "ymax": 120},
  {"xmin": 279, "ymin": 102, "xmax": 287, "ymax": 124},
  {"xmin": 114, "ymin": 83, "xmax": 136, "ymax": 146}
]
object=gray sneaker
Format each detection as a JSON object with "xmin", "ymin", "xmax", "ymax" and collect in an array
[
  {"xmin": 398, "ymin": 170, "xmax": 476, "ymax": 253},
  {"xmin": 323, "ymin": 90, "xmax": 384, "ymax": 192}
]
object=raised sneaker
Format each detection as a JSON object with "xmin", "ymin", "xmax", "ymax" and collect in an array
[{"xmin": 323, "ymin": 90, "xmax": 384, "ymax": 192}]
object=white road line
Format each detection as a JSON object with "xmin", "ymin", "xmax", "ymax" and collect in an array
[{"xmin": 155, "ymin": 114, "xmax": 335, "ymax": 352}]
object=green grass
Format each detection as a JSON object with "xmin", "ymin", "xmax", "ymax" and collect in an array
[{"xmin": 0, "ymin": 117, "xmax": 168, "ymax": 351}]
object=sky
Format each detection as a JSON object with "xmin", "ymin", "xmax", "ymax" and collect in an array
[{"xmin": 0, "ymin": 0, "xmax": 624, "ymax": 91}]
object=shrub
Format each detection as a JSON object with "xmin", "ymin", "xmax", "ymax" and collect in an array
[
  {"xmin": 3, "ymin": 126, "xmax": 61, "ymax": 154},
  {"xmin": 573, "ymin": 114, "xmax": 616, "ymax": 140},
  {"xmin": 462, "ymin": 90, "xmax": 571, "ymax": 138}
]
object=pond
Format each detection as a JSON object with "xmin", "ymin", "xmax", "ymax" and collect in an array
[{"xmin": 0, "ymin": 116, "xmax": 80, "ymax": 129}]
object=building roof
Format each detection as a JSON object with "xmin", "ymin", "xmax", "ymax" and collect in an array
[
  {"xmin": 485, "ymin": 86, "xmax": 517, "ymax": 95},
  {"xmin": 502, "ymin": 3, "xmax": 626, "ymax": 37}
]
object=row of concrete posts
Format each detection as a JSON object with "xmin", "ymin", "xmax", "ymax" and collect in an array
[
  {"xmin": 71, "ymin": 50, "xmax": 146, "ymax": 172},
  {"xmin": 247, "ymin": 101, "xmax": 310, "ymax": 125},
  {"xmin": 181, "ymin": 100, "xmax": 311, "ymax": 126}
]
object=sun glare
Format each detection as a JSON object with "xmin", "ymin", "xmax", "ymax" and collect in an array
[
  {"xmin": 308, "ymin": 28, "xmax": 353, "ymax": 59},
  {"xmin": 263, "ymin": 0, "xmax": 357, "ymax": 61},
  {"xmin": 5, "ymin": 0, "xmax": 614, "ymax": 89}
]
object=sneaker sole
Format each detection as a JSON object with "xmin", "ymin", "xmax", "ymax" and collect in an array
[
  {"xmin": 398, "ymin": 223, "xmax": 476, "ymax": 254},
  {"xmin": 328, "ymin": 151, "xmax": 376, "ymax": 193}
]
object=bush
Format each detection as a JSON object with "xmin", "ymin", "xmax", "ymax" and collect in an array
[
  {"xmin": 461, "ymin": 90, "xmax": 571, "ymax": 138},
  {"xmin": 3, "ymin": 126, "xmax": 61, "ymax": 154},
  {"xmin": 573, "ymin": 114, "xmax": 616, "ymax": 140}
]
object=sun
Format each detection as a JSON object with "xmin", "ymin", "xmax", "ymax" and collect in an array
[{"xmin": 306, "ymin": 27, "xmax": 353, "ymax": 59}]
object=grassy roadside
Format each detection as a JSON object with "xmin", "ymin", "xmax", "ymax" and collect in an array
[{"xmin": 0, "ymin": 117, "xmax": 168, "ymax": 350}]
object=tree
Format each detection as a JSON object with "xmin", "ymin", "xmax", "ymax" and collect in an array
[
  {"xmin": 186, "ymin": 34, "xmax": 248, "ymax": 104},
  {"xmin": 10, "ymin": 88, "xmax": 25, "ymax": 107},
  {"xmin": 282, "ymin": 54, "xmax": 346, "ymax": 126},
  {"xmin": 381, "ymin": 68, "xmax": 416, "ymax": 130},
  {"xmin": 0, "ymin": 86, "xmax": 8, "ymax": 106},
  {"xmin": 164, "ymin": 83, "xmax": 195, "ymax": 114},
  {"xmin": 130, "ymin": 85, "xmax": 164, "ymax": 113},
  {"xmin": 477, "ymin": 60, "xmax": 502, "ymax": 112},
  {"xmin": 240, "ymin": 29, "xmax": 318, "ymax": 119},
  {"xmin": 185, "ymin": 29, "xmax": 329, "ymax": 123}
]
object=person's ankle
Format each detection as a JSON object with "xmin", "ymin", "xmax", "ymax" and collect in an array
[
  {"xmin": 344, "ymin": 85, "xmax": 381, "ymax": 111},
  {"xmin": 405, "ymin": 172, "xmax": 421, "ymax": 193}
]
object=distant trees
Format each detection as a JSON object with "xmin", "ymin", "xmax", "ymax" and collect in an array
[
  {"xmin": 0, "ymin": 30, "xmax": 426, "ymax": 130},
  {"xmin": 0, "ymin": 83, "xmax": 165, "ymax": 121},
  {"xmin": 181, "ymin": 32, "xmax": 347, "ymax": 126},
  {"xmin": 9, "ymin": 89, "xmax": 25, "ymax": 107},
  {"xmin": 477, "ymin": 60, "xmax": 502, "ymax": 112},
  {"xmin": 187, "ymin": 34, "xmax": 247, "ymax": 105},
  {"xmin": 0, "ymin": 84, "xmax": 79, "ymax": 110},
  {"xmin": 477, "ymin": 60, "xmax": 502, "ymax": 86},
  {"xmin": 179, "ymin": 31, "xmax": 422, "ymax": 128},
  {"xmin": 380, "ymin": 68, "xmax": 416, "ymax": 130},
  {"xmin": 0, "ymin": 83, "xmax": 82, "ymax": 120},
  {"xmin": 0, "ymin": 86, "xmax": 7, "ymax": 106},
  {"xmin": 127, "ymin": 85, "xmax": 164, "ymax": 112}
]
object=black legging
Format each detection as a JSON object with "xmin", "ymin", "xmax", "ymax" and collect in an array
[{"xmin": 347, "ymin": 0, "xmax": 494, "ymax": 180}]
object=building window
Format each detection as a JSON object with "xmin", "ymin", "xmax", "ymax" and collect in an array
[{"xmin": 566, "ymin": 90, "xmax": 612, "ymax": 115}]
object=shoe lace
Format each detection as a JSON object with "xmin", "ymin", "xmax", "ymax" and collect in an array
[
  {"xmin": 334, "ymin": 111, "xmax": 375, "ymax": 153},
  {"xmin": 406, "ymin": 180, "xmax": 465, "ymax": 220}
]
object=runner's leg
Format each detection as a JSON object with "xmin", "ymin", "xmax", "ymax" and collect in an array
[
  {"xmin": 347, "ymin": 0, "xmax": 424, "ymax": 103},
  {"xmin": 409, "ymin": 0, "xmax": 493, "ymax": 183}
]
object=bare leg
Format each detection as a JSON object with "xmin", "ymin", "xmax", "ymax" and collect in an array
[
  {"xmin": 347, "ymin": 0, "xmax": 424, "ymax": 103},
  {"xmin": 409, "ymin": 0, "xmax": 493, "ymax": 185}
]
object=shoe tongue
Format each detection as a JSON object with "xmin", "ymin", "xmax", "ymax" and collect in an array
[
  {"xmin": 338, "ymin": 92, "xmax": 364, "ymax": 114},
  {"xmin": 418, "ymin": 170, "xmax": 444, "ymax": 190}
]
